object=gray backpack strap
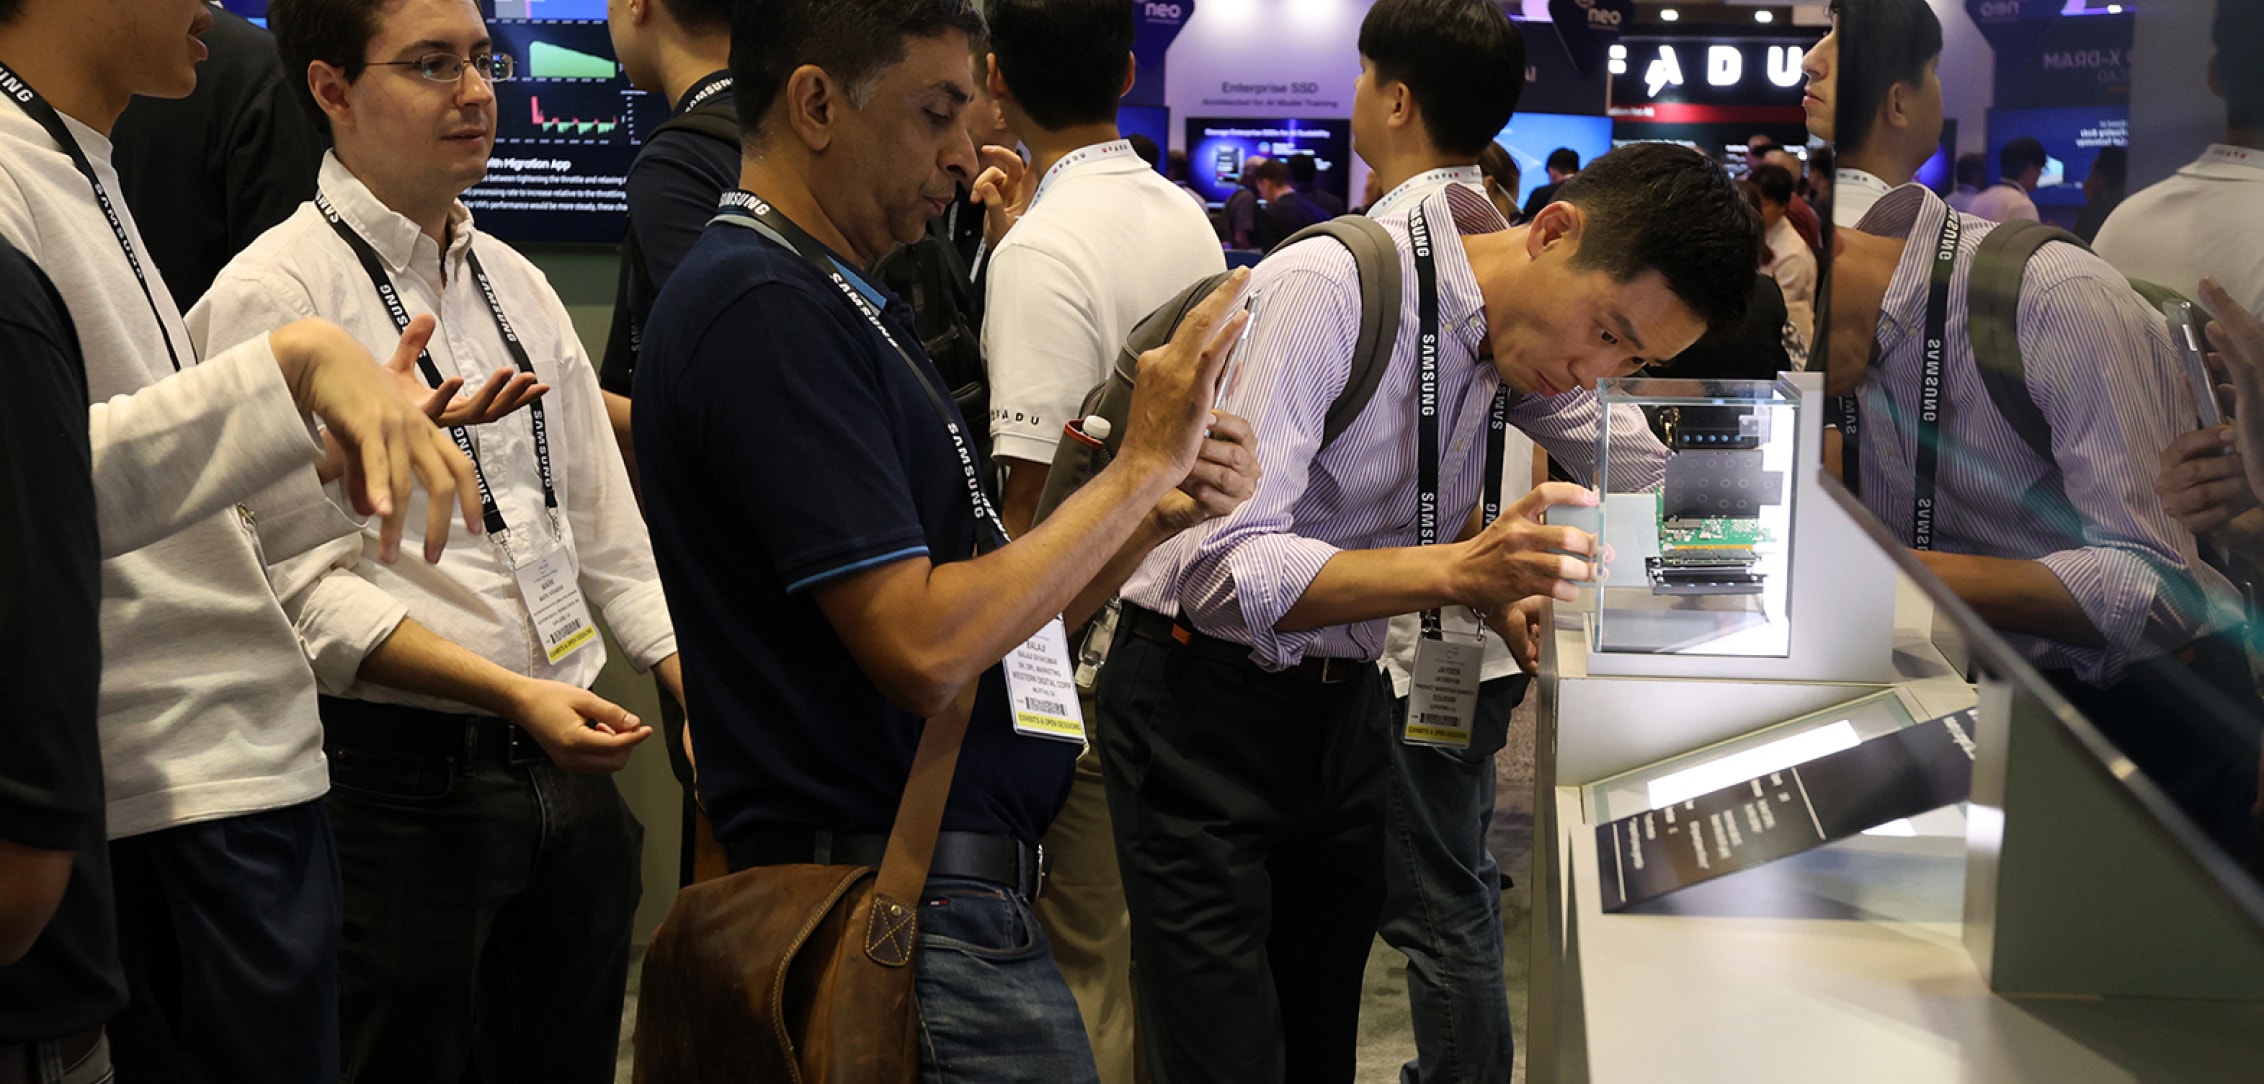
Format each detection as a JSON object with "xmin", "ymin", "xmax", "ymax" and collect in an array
[
  {"xmin": 1967, "ymin": 219, "xmax": 2081, "ymax": 464},
  {"xmin": 1293, "ymin": 216, "xmax": 1404, "ymax": 449},
  {"xmin": 1965, "ymin": 218, "xmax": 2090, "ymax": 543}
]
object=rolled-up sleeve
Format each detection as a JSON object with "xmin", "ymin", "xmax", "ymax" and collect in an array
[
  {"xmin": 268, "ymin": 533, "xmax": 410, "ymax": 694},
  {"xmin": 2022, "ymin": 271, "xmax": 2227, "ymax": 684},
  {"xmin": 1169, "ymin": 265, "xmax": 1359, "ymax": 670}
]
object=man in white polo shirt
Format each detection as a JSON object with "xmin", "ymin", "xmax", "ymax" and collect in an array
[
  {"xmin": 189, "ymin": 0, "xmax": 682, "ymax": 1078},
  {"xmin": 2095, "ymin": 0, "xmax": 2264, "ymax": 318},
  {"xmin": 979, "ymin": 0, "xmax": 1224, "ymax": 1077}
]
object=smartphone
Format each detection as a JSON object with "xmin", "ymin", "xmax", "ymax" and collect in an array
[
  {"xmin": 1216, "ymin": 287, "xmax": 1265, "ymax": 401},
  {"xmin": 2164, "ymin": 299, "xmax": 2226, "ymax": 429}
]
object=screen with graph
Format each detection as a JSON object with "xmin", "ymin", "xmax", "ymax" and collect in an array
[{"xmin": 461, "ymin": 11, "xmax": 666, "ymax": 242}]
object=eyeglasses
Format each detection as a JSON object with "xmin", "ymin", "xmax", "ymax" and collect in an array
[{"xmin": 368, "ymin": 52, "xmax": 516, "ymax": 84}]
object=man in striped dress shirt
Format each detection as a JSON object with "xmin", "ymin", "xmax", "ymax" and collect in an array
[
  {"xmin": 1830, "ymin": 182, "xmax": 2258, "ymax": 843},
  {"xmin": 1097, "ymin": 143, "xmax": 1760, "ymax": 1084}
]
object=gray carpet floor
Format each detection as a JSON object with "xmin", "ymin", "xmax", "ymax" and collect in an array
[{"xmin": 618, "ymin": 696, "xmax": 1539, "ymax": 1084}]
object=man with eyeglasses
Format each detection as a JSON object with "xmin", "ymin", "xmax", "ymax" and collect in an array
[{"xmin": 188, "ymin": 1, "xmax": 683, "ymax": 1079}]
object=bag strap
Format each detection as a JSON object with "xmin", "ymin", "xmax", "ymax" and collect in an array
[
  {"xmin": 1966, "ymin": 219, "xmax": 2078, "ymax": 464},
  {"xmin": 1964, "ymin": 218, "xmax": 2093, "ymax": 543},
  {"xmin": 862, "ymin": 686, "xmax": 978, "ymax": 968},
  {"xmin": 1292, "ymin": 216, "xmax": 1404, "ymax": 448}
]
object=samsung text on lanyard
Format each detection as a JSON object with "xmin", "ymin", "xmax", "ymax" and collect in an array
[
  {"xmin": 1404, "ymin": 203, "xmax": 1512, "ymax": 750},
  {"xmin": 316, "ymin": 192, "xmax": 595, "ymax": 665},
  {"xmin": 713, "ymin": 190, "xmax": 1085, "ymax": 743},
  {"xmin": 1910, "ymin": 210, "xmax": 1961, "ymax": 552}
]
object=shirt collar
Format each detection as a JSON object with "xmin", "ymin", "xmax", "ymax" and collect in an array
[
  {"xmin": 317, "ymin": 151, "xmax": 476, "ymax": 274},
  {"xmin": 1834, "ymin": 167, "xmax": 1895, "ymax": 229},
  {"xmin": 2188, "ymin": 143, "xmax": 2264, "ymax": 179},
  {"xmin": 678, "ymin": 70, "xmax": 734, "ymax": 114},
  {"xmin": 1856, "ymin": 183, "xmax": 1954, "ymax": 354},
  {"xmin": 1030, "ymin": 139, "xmax": 1145, "ymax": 208},
  {"xmin": 1368, "ymin": 165, "xmax": 1485, "ymax": 221},
  {"xmin": 1415, "ymin": 182, "xmax": 1509, "ymax": 345}
]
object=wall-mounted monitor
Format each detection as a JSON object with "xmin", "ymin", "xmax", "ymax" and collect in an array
[
  {"xmin": 227, "ymin": 1, "xmax": 668, "ymax": 242},
  {"xmin": 1182, "ymin": 118, "xmax": 1351, "ymax": 205},
  {"xmin": 462, "ymin": 11, "xmax": 666, "ymax": 242},
  {"xmin": 1986, "ymin": 105, "xmax": 2129, "ymax": 208},
  {"xmin": 1494, "ymin": 112, "xmax": 1617, "ymax": 208}
]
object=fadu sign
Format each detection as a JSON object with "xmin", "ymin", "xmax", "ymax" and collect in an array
[
  {"xmin": 1609, "ymin": 39, "xmax": 1811, "ymax": 106},
  {"xmin": 1549, "ymin": 0, "xmax": 1634, "ymax": 79}
]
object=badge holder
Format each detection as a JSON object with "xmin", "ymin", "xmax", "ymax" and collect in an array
[
  {"xmin": 503, "ymin": 515, "xmax": 598, "ymax": 666},
  {"xmin": 1006, "ymin": 616, "xmax": 1088, "ymax": 744},
  {"xmin": 1404, "ymin": 625, "xmax": 1486, "ymax": 749}
]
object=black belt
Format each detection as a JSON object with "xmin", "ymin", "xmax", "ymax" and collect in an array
[
  {"xmin": 318, "ymin": 696, "xmax": 549, "ymax": 768},
  {"xmin": 1119, "ymin": 603, "xmax": 1376, "ymax": 685},
  {"xmin": 0, "ymin": 1029, "xmax": 101, "ymax": 1084},
  {"xmin": 725, "ymin": 825, "xmax": 1046, "ymax": 901}
]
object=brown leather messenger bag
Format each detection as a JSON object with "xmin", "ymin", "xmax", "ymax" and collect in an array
[{"xmin": 631, "ymin": 689, "xmax": 975, "ymax": 1083}]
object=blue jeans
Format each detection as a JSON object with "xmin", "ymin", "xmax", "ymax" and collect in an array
[
  {"xmin": 914, "ymin": 878, "xmax": 1099, "ymax": 1084},
  {"xmin": 1380, "ymin": 676, "xmax": 1526, "ymax": 1084}
]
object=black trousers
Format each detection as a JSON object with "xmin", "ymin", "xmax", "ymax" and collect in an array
[
  {"xmin": 320, "ymin": 703, "xmax": 644, "ymax": 1084},
  {"xmin": 1097, "ymin": 613, "xmax": 1391, "ymax": 1084}
]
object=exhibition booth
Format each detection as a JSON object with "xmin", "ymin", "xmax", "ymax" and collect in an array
[{"xmin": 202, "ymin": 1, "xmax": 2264, "ymax": 1077}]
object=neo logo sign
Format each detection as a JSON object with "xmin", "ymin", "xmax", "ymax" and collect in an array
[{"xmin": 1144, "ymin": 2, "xmax": 1185, "ymax": 19}]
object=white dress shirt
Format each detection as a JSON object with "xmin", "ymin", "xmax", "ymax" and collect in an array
[
  {"xmin": 189, "ymin": 154, "xmax": 677, "ymax": 711},
  {"xmin": 2093, "ymin": 143, "xmax": 2264, "ymax": 320}
]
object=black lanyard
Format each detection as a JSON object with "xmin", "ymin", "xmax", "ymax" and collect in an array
[
  {"xmin": 1836, "ymin": 209, "xmax": 1960, "ymax": 550},
  {"xmin": 1412, "ymin": 204, "xmax": 1511, "ymax": 637},
  {"xmin": 679, "ymin": 71, "xmax": 732, "ymax": 112},
  {"xmin": 1909, "ymin": 211, "xmax": 1961, "ymax": 551},
  {"xmin": 0, "ymin": 59, "xmax": 184, "ymax": 373},
  {"xmin": 712, "ymin": 190, "xmax": 1010, "ymax": 549},
  {"xmin": 314, "ymin": 191, "xmax": 558, "ymax": 539}
]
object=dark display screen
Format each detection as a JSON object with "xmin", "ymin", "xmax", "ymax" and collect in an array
[{"xmin": 1182, "ymin": 117, "xmax": 1350, "ymax": 205}]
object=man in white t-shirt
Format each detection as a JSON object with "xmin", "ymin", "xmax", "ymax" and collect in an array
[
  {"xmin": 1967, "ymin": 137, "xmax": 2045, "ymax": 224},
  {"xmin": 1798, "ymin": 0, "xmax": 1945, "ymax": 228},
  {"xmin": 2095, "ymin": 1, "xmax": 2264, "ymax": 320},
  {"xmin": 0, "ymin": 0, "xmax": 497, "ymax": 1077},
  {"xmin": 977, "ymin": 0, "xmax": 1225, "ymax": 1077}
]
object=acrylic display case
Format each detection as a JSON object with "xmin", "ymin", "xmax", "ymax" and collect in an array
[{"xmin": 1590, "ymin": 376, "xmax": 1802, "ymax": 658}]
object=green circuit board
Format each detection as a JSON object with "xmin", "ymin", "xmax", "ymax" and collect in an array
[{"xmin": 1656, "ymin": 491, "xmax": 1770, "ymax": 557}]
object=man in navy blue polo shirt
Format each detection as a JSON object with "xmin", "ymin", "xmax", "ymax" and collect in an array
[{"xmin": 633, "ymin": 0, "xmax": 1259, "ymax": 1078}]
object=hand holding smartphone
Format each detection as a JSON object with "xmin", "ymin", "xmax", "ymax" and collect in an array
[{"xmin": 2165, "ymin": 299, "xmax": 2228, "ymax": 430}]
